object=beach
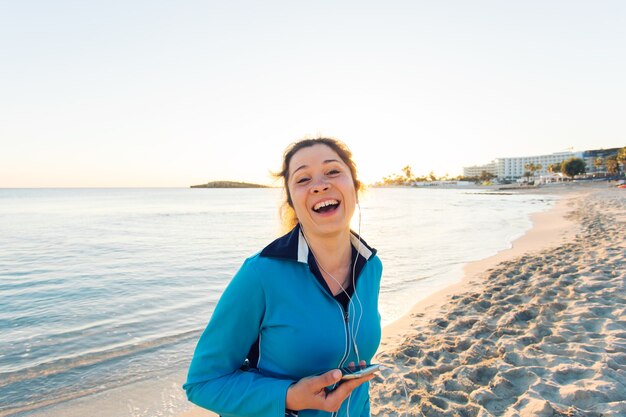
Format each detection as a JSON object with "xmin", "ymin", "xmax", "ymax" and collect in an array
[
  {"xmin": 175, "ymin": 184, "xmax": 625, "ymax": 417},
  {"xmin": 371, "ymin": 184, "xmax": 626, "ymax": 416}
]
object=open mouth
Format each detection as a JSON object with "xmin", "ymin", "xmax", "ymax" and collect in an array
[{"xmin": 312, "ymin": 199, "xmax": 340, "ymax": 214}]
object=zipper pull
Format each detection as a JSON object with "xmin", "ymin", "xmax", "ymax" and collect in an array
[{"xmin": 344, "ymin": 311, "xmax": 349, "ymax": 322}]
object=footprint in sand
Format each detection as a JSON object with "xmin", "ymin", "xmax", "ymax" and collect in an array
[{"xmin": 552, "ymin": 364, "xmax": 595, "ymax": 384}]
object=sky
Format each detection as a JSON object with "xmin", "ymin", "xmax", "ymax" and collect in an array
[{"xmin": 1, "ymin": 1, "xmax": 625, "ymax": 187}]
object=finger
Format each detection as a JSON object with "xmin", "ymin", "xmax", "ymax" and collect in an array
[
  {"xmin": 348, "ymin": 361, "xmax": 355, "ymax": 371},
  {"xmin": 308, "ymin": 369, "xmax": 342, "ymax": 390},
  {"xmin": 330, "ymin": 373, "xmax": 375, "ymax": 400},
  {"xmin": 359, "ymin": 360, "xmax": 366, "ymax": 369}
]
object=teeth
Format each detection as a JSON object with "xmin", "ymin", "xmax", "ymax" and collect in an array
[{"xmin": 313, "ymin": 200, "xmax": 339, "ymax": 211}]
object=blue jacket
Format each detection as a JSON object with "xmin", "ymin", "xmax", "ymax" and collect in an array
[{"xmin": 184, "ymin": 225, "xmax": 383, "ymax": 417}]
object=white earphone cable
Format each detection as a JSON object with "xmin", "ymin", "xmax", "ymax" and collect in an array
[{"xmin": 301, "ymin": 202, "xmax": 366, "ymax": 417}]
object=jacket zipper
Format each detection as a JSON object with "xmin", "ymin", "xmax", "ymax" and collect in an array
[
  {"xmin": 304, "ymin": 266, "xmax": 356, "ymax": 371},
  {"xmin": 335, "ymin": 300, "xmax": 352, "ymax": 371}
]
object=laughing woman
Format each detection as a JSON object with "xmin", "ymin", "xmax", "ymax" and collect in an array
[{"xmin": 183, "ymin": 138, "xmax": 383, "ymax": 417}]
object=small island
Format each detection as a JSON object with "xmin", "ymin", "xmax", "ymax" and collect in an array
[{"xmin": 190, "ymin": 181, "xmax": 269, "ymax": 189}]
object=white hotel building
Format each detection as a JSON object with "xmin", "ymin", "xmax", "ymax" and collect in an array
[
  {"xmin": 462, "ymin": 161, "xmax": 497, "ymax": 178},
  {"xmin": 495, "ymin": 151, "xmax": 583, "ymax": 179},
  {"xmin": 464, "ymin": 151, "xmax": 583, "ymax": 180}
]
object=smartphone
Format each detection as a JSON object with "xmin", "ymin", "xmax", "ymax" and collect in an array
[{"xmin": 340, "ymin": 364, "xmax": 381, "ymax": 380}]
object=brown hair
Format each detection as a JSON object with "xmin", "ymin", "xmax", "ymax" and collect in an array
[{"xmin": 274, "ymin": 137, "xmax": 361, "ymax": 230}]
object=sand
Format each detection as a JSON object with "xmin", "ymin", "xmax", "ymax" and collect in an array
[
  {"xmin": 371, "ymin": 185, "xmax": 626, "ymax": 416},
  {"xmin": 178, "ymin": 183, "xmax": 626, "ymax": 417}
]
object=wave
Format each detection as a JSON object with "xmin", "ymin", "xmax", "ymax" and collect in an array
[
  {"xmin": 0, "ymin": 383, "xmax": 109, "ymax": 417},
  {"xmin": 0, "ymin": 328, "xmax": 201, "ymax": 389}
]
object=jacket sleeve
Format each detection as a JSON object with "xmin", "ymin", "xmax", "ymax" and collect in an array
[{"xmin": 183, "ymin": 257, "xmax": 294, "ymax": 417}]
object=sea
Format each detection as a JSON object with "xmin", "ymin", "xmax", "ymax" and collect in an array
[{"xmin": 0, "ymin": 187, "xmax": 557, "ymax": 417}]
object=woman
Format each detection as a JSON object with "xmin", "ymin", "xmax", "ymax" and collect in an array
[{"xmin": 184, "ymin": 138, "xmax": 383, "ymax": 416}]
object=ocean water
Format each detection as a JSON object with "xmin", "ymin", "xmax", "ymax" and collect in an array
[{"xmin": 0, "ymin": 187, "xmax": 556, "ymax": 417}]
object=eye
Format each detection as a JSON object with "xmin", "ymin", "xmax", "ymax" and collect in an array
[
  {"xmin": 296, "ymin": 177, "xmax": 310, "ymax": 184},
  {"xmin": 327, "ymin": 169, "xmax": 341, "ymax": 175}
]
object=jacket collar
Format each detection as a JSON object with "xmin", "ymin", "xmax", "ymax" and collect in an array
[{"xmin": 260, "ymin": 224, "xmax": 376, "ymax": 263}]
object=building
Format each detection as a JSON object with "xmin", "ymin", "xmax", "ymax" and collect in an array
[
  {"xmin": 464, "ymin": 146, "xmax": 624, "ymax": 180},
  {"xmin": 494, "ymin": 151, "xmax": 582, "ymax": 179},
  {"xmin": 582, "ymin": 148, "xmax": 621, "ymax": 174},
  {"xmin": 464, "ymin": 152, "xmax": 580, "ymax": 180},
  {"xmin": 462, "ymin": 161, "xmax": 497, "ymax": 178}
]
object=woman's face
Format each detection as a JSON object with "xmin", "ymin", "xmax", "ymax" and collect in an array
[{"xmin": 287, "ymin": 144, "xmax": 357, "ymax": 238}]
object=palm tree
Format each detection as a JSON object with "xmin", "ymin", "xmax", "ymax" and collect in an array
[
  {"xmin": 617, "ymin": 147, "xmax": 626, "ymax": 177},
  {"xmin": 401, "ymin": 165, "xmax": 414, "ymax": 183},
  {"xmin": 524, "ymin": 163, "xmax": 542, "ymax": 183},
  {"xmin": 547, "ymin": 162, "xmax": 562, "ymax": 174},
  {"xmin": 594, "ymin": 157, "xmax": 604, "ymax": 174},
  {"xmin": 606, "ymin": 156, "xmax": 618, "ymax": 176}
]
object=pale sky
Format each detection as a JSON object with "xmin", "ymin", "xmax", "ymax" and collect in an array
[{"xmin": 1, "ymin": 1, "xmax": 624, "ymax": 187}]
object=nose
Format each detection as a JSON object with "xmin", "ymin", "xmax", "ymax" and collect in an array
[{"xmin": 311, "ymin": 178, "xmax": 330, "ymax": 193}]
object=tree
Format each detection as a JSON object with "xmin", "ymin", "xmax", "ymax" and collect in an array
[
  {"xmin": 401, "ymin": 165, "xmax": 414, "ymax": 183},
  {"xmin": 547, "ymin": 162, "xmax": 562, "ymax": 174},
  {"xmin": 524, "ymin": 163, "xmax": 542, "ymax": 177},
  {"xmin": 606, "ymin": 156, "xmax": 618, "ymax": 175},
  {"xmin": 384, "ymin": 173, "xmax": 404, "ymax": 185},
  {"xmin": 479, "ymin": 171, "xmax": 496, "ymax": 182},
  {"xmin": 594, "ymin": 157, "xmax": 604, "ymax": 173},
  {"xmin": 379, "ymin": 166, "xmax": 419, "ymax": 186},
  {"xmin": 617, "ymin": 147, "xmax": 626, "ymax": 176},
  {"xmin": 562, "ymin": 158, "xmax": 586, "ymax": 178},
  {"xmin": 522, "ymin": 163, "xmax": 540, "ymax": 183}
]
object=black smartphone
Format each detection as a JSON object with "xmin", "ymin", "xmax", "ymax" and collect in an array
[{"xmin": 340, "ymin": 364, "xmax": 381, "ymax": 380}]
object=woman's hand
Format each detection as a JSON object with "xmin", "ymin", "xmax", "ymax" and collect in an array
[{"xmin": 285, "ymin": 361, "xmax": 374, "ymax": 412}]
